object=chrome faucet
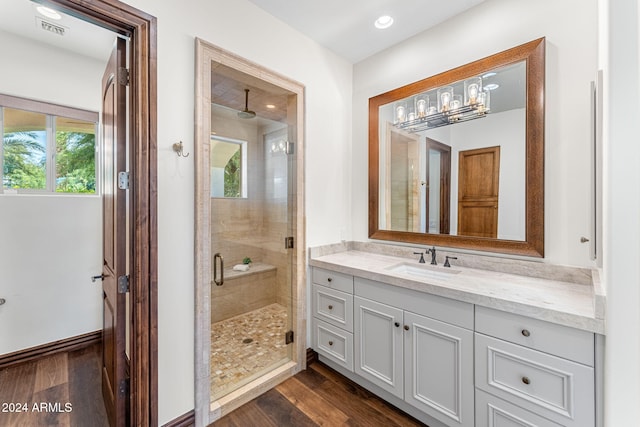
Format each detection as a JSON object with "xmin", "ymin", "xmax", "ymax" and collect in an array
[{"xmin": 426, "ymin": 246, "xmax": 437, "ymax": 265}]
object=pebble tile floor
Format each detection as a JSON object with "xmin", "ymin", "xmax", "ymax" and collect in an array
[{"xmin": 210, "ymin": 303, "xmax": 289, "ymax": 400}]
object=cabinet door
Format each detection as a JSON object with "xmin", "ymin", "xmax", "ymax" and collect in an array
[
  {"xmin": 354, "ymin": 296, "xmax": 404, "ymax": 398},
  {"xmin": 404, "ymin": 311, "xmax": 474, "ymax": 427}
]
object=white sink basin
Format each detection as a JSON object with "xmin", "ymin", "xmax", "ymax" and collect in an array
[{"xmin": 385, "ymin": 262, "xmax": 461, "ymax": 281}]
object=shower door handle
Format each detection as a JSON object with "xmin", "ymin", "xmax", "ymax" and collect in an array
[{"xmin": 213, "ymin": 253, "xmax": 224, "ymax": 286}]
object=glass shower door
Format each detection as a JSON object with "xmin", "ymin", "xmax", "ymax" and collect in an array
[{"xmin": 208, "ymin": 94, "xmax": 296, "ymax": 402}]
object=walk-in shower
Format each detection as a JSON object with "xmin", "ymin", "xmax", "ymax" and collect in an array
[{"xmin": 194, "ymin": 38, "xmax": 305, "ymax": 426}]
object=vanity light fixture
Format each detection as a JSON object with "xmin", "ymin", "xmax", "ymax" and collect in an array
[
  {"xmin": 265, "ymin": 104, "xmax": 276, "ymax": 109},
  {"xmin": 36, "ymin": 6, "xmax": 62, "ymax": 20},
  {"xmin": 395, "ymin": 76, "xmax": 492, "ymax": 132},
  {"xmin": 374, "ymin": 15, "xmax": 394, "ymax": 29}
]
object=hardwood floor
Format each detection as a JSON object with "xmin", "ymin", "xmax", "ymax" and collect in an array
[
  {"xmin": 211, "ymin": 361, "xmax": 427, "ymax": 427},
  {"xmin": 0, "ymin": 343, "xmax": 109, "ymax": 427}
]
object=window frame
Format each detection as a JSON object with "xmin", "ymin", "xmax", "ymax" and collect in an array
[
  {"xmin": 0, "ymin": 93, "xmax": 99, "ymax": 195},
  {"xmin": 210, "ymin": 135, "xmax": 248, "ymax": 198}
]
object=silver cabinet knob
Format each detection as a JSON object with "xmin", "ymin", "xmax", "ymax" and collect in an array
[
  {"xmin": 521, "ymin": 329, "xmax": 531, "ymax": 337},
  {"xmin": 404, "ymin": 325, "xmax": 410, "ymax": 331},
  {"xmin": 328, "ymin": 341, "xmax": 334, "ymax": 346},
  {"xmin": 522, "ymin": 376, "xmax": 531, "ymax": 385}
]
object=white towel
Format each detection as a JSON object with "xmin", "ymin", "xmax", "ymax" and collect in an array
[{"xmin": 233, "ymin": 264, "xmax": 250, "ymax": 272}]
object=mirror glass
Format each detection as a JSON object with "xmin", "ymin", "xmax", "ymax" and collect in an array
[{"xmin": 369, "ymin": 39, "xmax": 544, "ymax": 257}]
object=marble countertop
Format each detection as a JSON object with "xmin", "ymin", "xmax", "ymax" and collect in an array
[{"xmin": 309, "ymin": 248, "xmax": 605, "ymax": 334}]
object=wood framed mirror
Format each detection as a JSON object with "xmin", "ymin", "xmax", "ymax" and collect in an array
[{"xmin": 369, "ymin": 38, "xmax": 544, "ymax": 257}]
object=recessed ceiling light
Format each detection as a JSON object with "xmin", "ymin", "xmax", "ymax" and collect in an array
[
  {"xmin": 36, "ymin": 6, "xmax": 62, "ymax": 20},
  {"xmin": 484, "ymin": 83, "xmax": 500, "ymax": 91},
  {"xmin": 266, "ymin": 104, "xmax": 276, "ymax": 109},
  {"xmin": 374, "ymin": 15, "xmax": 394, "ymax": 29}
]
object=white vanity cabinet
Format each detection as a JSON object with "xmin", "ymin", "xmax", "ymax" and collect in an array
[
  {"xmin": 474, "ymin": 306, "xmax": 596, "ymax": 427},
  {"xmin": 311, "ymin": 268, "xmax": 354, "ymax": 371},
  {"xmin": 354, "ymin": 277, "xmax": 475, "ymax": 427},
  {"xmin": 309, "ymin": 264, "xmax": 601, "ymax": 427}
]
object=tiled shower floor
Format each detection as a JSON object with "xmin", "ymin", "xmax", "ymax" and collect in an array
[{"xmin": 210, "ymin": 303, "xmax": 289, "ymax": 401}]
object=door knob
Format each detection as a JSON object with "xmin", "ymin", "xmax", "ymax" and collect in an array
[{"xmin": 91, "ymin": 274, "xmax": 106, "ymax": 282}]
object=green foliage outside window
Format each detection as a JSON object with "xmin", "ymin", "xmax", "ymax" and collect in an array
[
  {"xmin": 2, "ymin": 131, "xmax": 46, "ymax": 189},
  {"xmin": 2, "ymin": 130, "xmax": 95, "ymax": 193},
  {"xmin": 55, "ymin": 131, "xmax": 96, "ymax": 193},
  {"xmin": 224, "ymin": 149, "xmax": 241, "ymax": 197}
]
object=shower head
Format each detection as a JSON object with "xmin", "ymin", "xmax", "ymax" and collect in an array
[{"xmin": 238, "ymin": 89, "xmax": 256, "ymax": 119}]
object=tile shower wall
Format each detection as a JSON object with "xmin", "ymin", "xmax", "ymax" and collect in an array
[{"xmin": 210, "ymin": 108, "xmax": 291, "ymax": 318}]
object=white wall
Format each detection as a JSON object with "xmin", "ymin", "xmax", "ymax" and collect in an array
[
  {"xmin": 601, "ymin": 0, "xmax": 640, "ymax": 425},
  {"xmin": 352, "ymin": 0, "xmax": 598, "ymax": 267},
  {"xmin": 114, "ymin": 0, "xmax": 353, "ymax": 423},
  {"xmin": 0, "ymin": 31, "xmax": 105, "ymax": 354}
]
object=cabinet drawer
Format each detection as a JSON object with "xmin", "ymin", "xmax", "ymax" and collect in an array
[
  {"xmin": 476, "ymin": 389, "xmax": 562, "ymax": 427},
  {"xmin": 476, "ymin": 333, "xmax": 594, "ymax": 427},
  {"xmin": 475, "ymin": 306, "xmax": 594, "ymax": 366},
  {"xmin": 355, "ymin": 277, "xmax": 473, "ymax": 329},
  {"xmin": 312, "ymin": 267, "xmax": 354, "ymax": 294},
  {"xmin": 312, "ymin": 284, "xmax": 353, "ymax": 332},
  {"xmin": 313, "ymin": 319, "xmax": 353, "ymax": 371}
]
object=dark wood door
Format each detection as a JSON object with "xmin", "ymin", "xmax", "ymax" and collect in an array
[
  {"xmin": 457, "ymin": 146, "xmax": 500, "ymax": 238},
  {"xmin": 101, "ymin": 37, "xmax": 128, "ymax": 427},
  {"xmin": 426, "ymin": 138, "xmax": 451, "ymax": 234}
]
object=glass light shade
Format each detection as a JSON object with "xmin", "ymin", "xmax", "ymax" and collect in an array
[
  {"xmin": 415, "ymin": 94, "xmax": 429, "ymax": 118},
  {"xmin": 477, "ymin": 90, "xmax": 491, "ymax": 111},
  {"xmin": 464, "ymin": 77, "xmax": 482, "ymax": 105},
  {"xmin": 450, "ymin": 95, "xmax": 462, "ymax": 110},
  {"xmin": 437, "ymin": 86, "xmax": 453, "ymax": 112},
  {"xmin": 427, "ymin": 101, "xmax": 437, "ymax": 116},
  {"xmin": 395, "ymin": 101, "xmax": 407, "ymax": 123}
]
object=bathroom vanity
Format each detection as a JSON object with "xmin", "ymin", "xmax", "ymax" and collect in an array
[{"xmin": 309, "ymin": 242, "xmax": 604, "ymax": 427}]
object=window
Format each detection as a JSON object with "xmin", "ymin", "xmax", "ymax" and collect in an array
[
  {"xmin": 1, "ymin": 94, "xmax": 98, "ymax": 194},
  {"xmin": 210, "ymin": 136, "xmax": 247, "ymax": 198}
]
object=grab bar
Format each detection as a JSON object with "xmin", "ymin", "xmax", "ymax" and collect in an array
[{"xmin": 213, "ymin": 253, "xmax": 224, "ymax": 286}]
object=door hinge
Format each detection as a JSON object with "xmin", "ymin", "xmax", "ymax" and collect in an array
[
  {"xmin": 285, "ymin": 236, "xmax": 294, "ymax": 249},
  {"xmin": 118, "ymin": 67, "xmax": 130, "ymax": 86},
  {"xmin": 118, "ymin": 377, "xmax": 130, "ymax": 397},
  {"xmin": 118, "ymin": 275, "xmax": 130, "ymax": 294},
  {"xmin": 285, "ymin": 330, "xmax": 294, "ymax": 344},
  {"xmin": 118, "ymin": 171, "xmax": 130, "ymax": 190},
  {"xmin": 286, "ymin": 141, "xmax": 295, "ymax": 155}
]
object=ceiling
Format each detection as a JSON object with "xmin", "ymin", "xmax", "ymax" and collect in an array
[
  {"xmin": 0, "ymin": 0, "xmax": 116, "ymax": 64},
  {"xmin": 247, "ymin": 0, "xmax": 485, "ymax": 63}
]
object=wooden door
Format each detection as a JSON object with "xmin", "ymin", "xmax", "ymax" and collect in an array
[
  {"xmin": 404, "ymin": 312, "xmax": 474, "ymax": 427},
  {"xmin": 354, "ymin": 296, "xmax": 404, "ymax": 399},
  {"xmin": 426, "ymin": 138, "xmax": 451, "ymax": 234},
  {"xmin": 457, "ymin": 146, "xmax": 500, "ymax": 238},
  {"xmin": 101, "ymin": 38, "xmax": 128, "ymax": 427}
]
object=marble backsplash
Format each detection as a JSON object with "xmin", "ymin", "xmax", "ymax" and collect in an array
[{"xmin": 309, "ymin": 240, "xmax": 596, "ymax": 286}]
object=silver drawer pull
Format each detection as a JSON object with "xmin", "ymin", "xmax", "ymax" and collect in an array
[
  {"xmin": 328, "ymin": 305, "xmax": 333, "ymax": 310},
  {"xmin": 522, "ymin": 376, "xmax": 531, "ymax": 385},
  {"xmin": 328, "ymin": 341, "xmax": 334, "ymax": 346},
  {"xmin": 521, "ymin": 329, "xmax": 531, "ymax": 337}
]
